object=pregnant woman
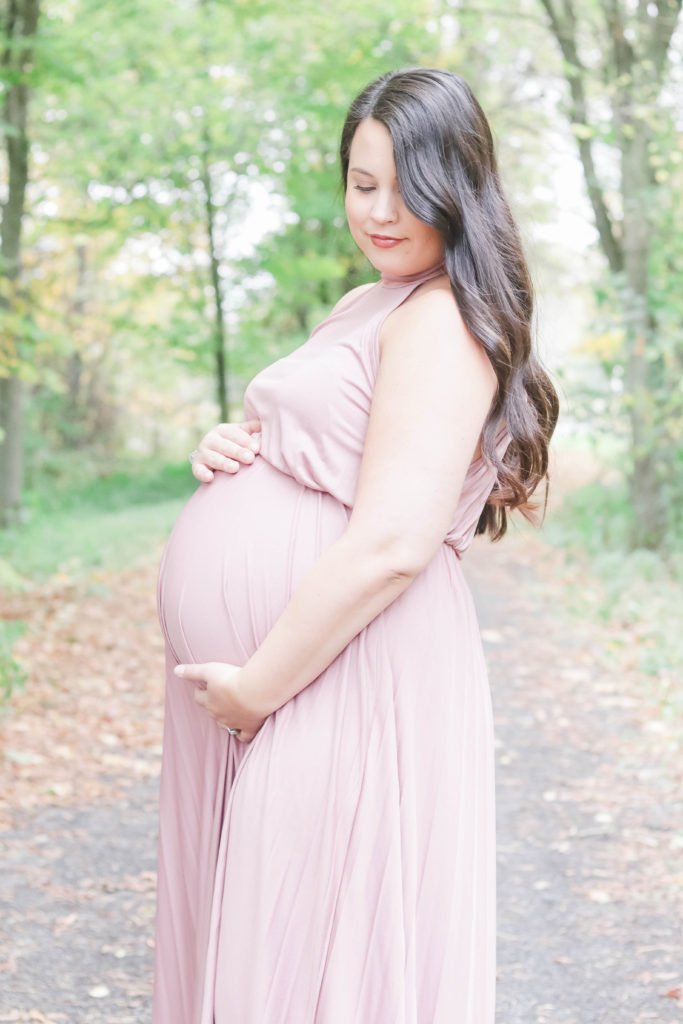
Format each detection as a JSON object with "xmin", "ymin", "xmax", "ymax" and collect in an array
[{"xmin": 153, "ymin": 67, "xmax": 558, "ymax": 1023}]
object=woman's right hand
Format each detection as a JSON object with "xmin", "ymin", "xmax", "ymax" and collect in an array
[{"xmin": 191, "ymin": 419, "xmax": 262, "ymax": 483}]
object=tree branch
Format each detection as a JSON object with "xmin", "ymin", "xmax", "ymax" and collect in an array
[
  {"xmin": 457, "ymin": 5, "xmax": 545, "ymax": 21},
  {"xmin": 603, "ymin": 0, "xmax": 635, "ymax": 76},
  {"xmin": 538, "ymin": 0, "xmax": 623, "ymax": 272},
  {"xmin": 647, "ymin": 0, "xmax": 683, "ymax": 73}
]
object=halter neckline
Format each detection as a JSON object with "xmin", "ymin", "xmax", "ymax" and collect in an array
[{"xmin": 379, "ymin": 258, "xmax": 447, "ymax": 289}]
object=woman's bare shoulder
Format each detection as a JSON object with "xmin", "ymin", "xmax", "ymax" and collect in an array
[
  {"xmin": 381, "ymin": 274, "xmax": 462, "ymax": 349},
  {"xmin": 407, "ymin": 272, "xmax": 456, "ymax": 307}
]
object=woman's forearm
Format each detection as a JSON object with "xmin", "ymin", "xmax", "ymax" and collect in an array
[{"xmin": 238, "ymin": 535, "xmax": 416, "ymax": 717}]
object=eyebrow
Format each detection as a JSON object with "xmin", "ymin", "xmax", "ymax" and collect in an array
[{"xmin": 349, "ymin": 166, "xmax": 398, "ymax": 182}]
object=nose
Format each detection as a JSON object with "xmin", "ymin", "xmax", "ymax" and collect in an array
[{"xmin": 370, "ymin": 188, "xmax": 399, "ymax": 225}]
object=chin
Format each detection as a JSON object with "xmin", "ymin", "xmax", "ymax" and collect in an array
[{"xmin": 364, "ymin": 246, "xmax": 406, "ymax": 270}]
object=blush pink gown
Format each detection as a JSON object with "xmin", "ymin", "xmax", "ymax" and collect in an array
[{"xmin": 154, "ymin": 261, "xmax": 508, "ymax": 1023}]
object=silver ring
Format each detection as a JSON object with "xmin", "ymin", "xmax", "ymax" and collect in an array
[
  {"xmin": 220, "ymin": 724, "xmax": 240, "ymax": 735},
  {"xmin": 189, "ymin": 449, "xmax": 198, "ymax": 465}
]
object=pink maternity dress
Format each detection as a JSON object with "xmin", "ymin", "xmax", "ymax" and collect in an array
[{"xmin": 154, "ymin": 260, "xmax": 508, "ymax": 1023}]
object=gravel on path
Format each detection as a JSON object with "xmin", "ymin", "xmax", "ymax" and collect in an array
[{"xmin": 466, "ymin": 536, "xmax": 683, "ymax": 1024}]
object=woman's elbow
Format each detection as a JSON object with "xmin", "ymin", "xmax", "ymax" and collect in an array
[
  {"xmin": 384, "ymin": 541, "xmax": 435, "ymax": 581},
  {"xmin": 343, "ymin": 530, "xmax": 436, "ymax": 585}
]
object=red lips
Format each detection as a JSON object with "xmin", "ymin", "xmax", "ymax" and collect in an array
[{"xmin": 369, "ymin": 234, "xmax": 404, "ymax": 248}]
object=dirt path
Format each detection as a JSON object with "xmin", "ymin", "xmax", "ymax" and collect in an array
[
  {"xmin": 0, "ymin": 535, "xmax": 681, "ymax": 1023},
  {"xmin": 466, "ymin": 536, "xmax": 683, "ymax": 1024},
  {"xmin": 0, "ymin": 563, "xmax": 164, "ymax": 1023}
]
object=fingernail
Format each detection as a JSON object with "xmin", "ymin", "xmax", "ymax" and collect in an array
[
  {"xmin": 250, "ymin": 441, "xmax": 259, "ymax": 451},
  {"xmin": 174, "ymin": 665, "xmax": 185, "ymax": 677}
]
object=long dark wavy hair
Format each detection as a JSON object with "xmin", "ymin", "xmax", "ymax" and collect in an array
[{"xmin": 340, "ymin": 68, "xmax": 559, "ymax": 540}]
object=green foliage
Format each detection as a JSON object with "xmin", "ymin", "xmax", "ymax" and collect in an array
[
  {"xmin": 567, "ymin": 255, "xmax": 683, "ymax": 542},
  {"xmin": 554, "ymin": 87, "xmax": 683, "ymax": 546},
  {"xmin": 1, "ymin": 0, "xmax": 681, "ymax": 557},
  {"xmin": 543, "ymin": 471, "xmax": 683, "ymax": 681},
  {"xmin": 0, "ymin": 455, "xmax": 195, "ymax": 702},
  {"xmin": 546, "ymin": 477, "xmax": 635, "ymax": 555},
  {"xmin": 0, "ymin": 620, "xmax": 27, "ymax": 704},
  {"xmin": 0, "ymin": 459, "xmax": 196, "ymax": 579},
  {"xmin": 2, "ymin": 0, "xmax": 565, "ymax": 475},
  {"xmin": 533, "ymin": 0, "xmax": 683, "ymax": 548}
]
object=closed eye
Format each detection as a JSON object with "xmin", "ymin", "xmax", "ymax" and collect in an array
[{"xmin": 353, "ymin": 185, "xmax": 375, "ymax": 193}]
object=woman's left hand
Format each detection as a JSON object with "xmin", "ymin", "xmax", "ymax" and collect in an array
[{"xmin": 173, "ymin": 661, "xmax": 267, "ymax": 743}]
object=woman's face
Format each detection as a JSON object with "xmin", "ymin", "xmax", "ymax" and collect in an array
[{"xmin": 345, "ymin": 117, "xmax": 444, "ymax": 276}]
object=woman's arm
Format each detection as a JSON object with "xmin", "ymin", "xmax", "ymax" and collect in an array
[{"xmin": 179, "ymin": 284, "xmax": 497, "ymax": 732}]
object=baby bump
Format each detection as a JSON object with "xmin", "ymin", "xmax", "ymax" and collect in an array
[{"xmin": 157, "ymin": 457, "xmax": 349, "ymax": 667}]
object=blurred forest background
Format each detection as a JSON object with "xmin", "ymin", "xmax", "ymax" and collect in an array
[{"xmin": 0, "ymin": 0, "xmax": 681, "ymax": 699}]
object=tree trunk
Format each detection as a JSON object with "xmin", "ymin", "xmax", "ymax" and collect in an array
[
  {"xmin": 200, "ymin": 138, "xmax": 228, "ymax": 423},
  {"xmin": 199, "ymin": 0, "xmax": 228, "ymax": 422},
  {"xmin": 63, "ymin": 241, "xmax": 87, "ymax": 446},
  {"xmin": 538, "ymin": 0, "xmax": 681, "ymax": 549},
  {"xmin": 0, "ymin": 376, "xmax": 23, "ymax": 526},
  {"xmin": 620, "ymin": 123, "xmax": 666, "ymax": 548},
  {"xmin": 538, "ymin": 0, "xmax": 623, "ymax": 274},
  {"xmin": 0, "ymin": 0, "xmax": 40, "ymax": 527}
]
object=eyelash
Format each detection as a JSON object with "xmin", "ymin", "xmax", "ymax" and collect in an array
[{"xmin": 353, "ymin": 185, "xmax": 402, "ymax": 197}]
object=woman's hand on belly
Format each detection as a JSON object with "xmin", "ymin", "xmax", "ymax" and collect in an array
[
  {"xmin": 173, "ymin": 661, "xmax": 267, "ymax": 743},
  {"xmin": 191, "ymin": 419, "xmax": 262, "ymax": 483}
]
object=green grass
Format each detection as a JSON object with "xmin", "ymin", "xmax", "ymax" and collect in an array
[
  {"xmin": 0, "ymin": 458, "xmax": 197, "ymax": 702},
  {"xmin": 0, "ymin": 620, "xmax": 26, "ymax": 702},
  {"xmin": 0, "ymin": 459, "xmax": 197, "ymax": 582},
  {"xmin": 545, "ymin": 479, "xmax": 635, "ymax": 555},
  {"xmin": 541, "ymin": 475, "xmax": 683, "ymax": 688}
]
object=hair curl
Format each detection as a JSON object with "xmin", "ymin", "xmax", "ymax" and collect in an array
[{"xmin": 340, "ymin": 68, "xmax": 559, "ymax": 539}]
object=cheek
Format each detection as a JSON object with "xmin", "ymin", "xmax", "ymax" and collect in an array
[
  {"xmin": 419, "ymin": 223, "xmax": 443, "ymax": 254},
  {"xmin": 345, "ymin": 192, "xmax": 364, "ymax": 236}
]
